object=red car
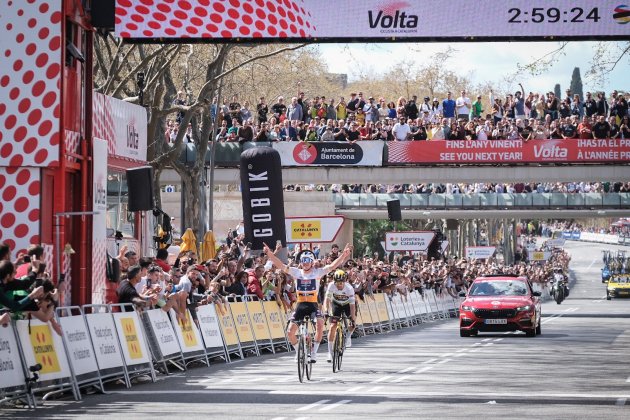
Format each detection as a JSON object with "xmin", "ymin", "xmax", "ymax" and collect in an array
[{"xmin": 459, "ymin": 275, "xmax": 542, "ymax": 337}]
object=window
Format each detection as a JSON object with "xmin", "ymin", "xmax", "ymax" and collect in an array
[{"xmin": 106, "ymin": 171, "xmax": 136, "ymax": 238}]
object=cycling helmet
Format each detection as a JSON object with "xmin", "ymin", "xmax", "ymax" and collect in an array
[
  {"xmin": 333, "ymin": 269, "xmax": 347, "ymax": 282},
  {"xmin": 298, "ymin": 250, "xmax": 315, "ymax": 264}
]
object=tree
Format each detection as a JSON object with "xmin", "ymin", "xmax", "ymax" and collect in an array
[
  {"xmin": 554, "ymin": 83, "xmax": 561, "ymax": 99},
  {"xmin": 93, "ymin": 37, "xmax": 307, "ymax": 241},
  {"xmin": 569, "ymin": 67, "xmax": 584, "ymax": 99}
]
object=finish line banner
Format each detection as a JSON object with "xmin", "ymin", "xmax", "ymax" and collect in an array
[
  {"xmin": 115, "ymin": 1, "xmax": 628, "ymax": 41},
  {"xmin": 274, "ymin": 141, "xmax": 383, "ymax": 166},
  {"xmin": 387, "ymin": 139, "xmax": 630, "ymax": 164}
]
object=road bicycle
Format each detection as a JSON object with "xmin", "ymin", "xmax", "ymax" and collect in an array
[
  {"xmin": 327, "ymin": 314, "xmax": 349, "ymax": 373},
  {"xmin": 295, "ymin": 315, "xmax": 316, "ymax": 383}
]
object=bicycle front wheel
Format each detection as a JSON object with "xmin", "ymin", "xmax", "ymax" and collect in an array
[
  {"xmin": 297, "ymin": 336, "xmax": 305, "ymax": 383},
  {"xmin": 332, "ymin": 331, "xmax": 341, "ymax": 373},
  {"xmin": 305, "ymin": 334, "xmax": 313, "ymax": 380}
]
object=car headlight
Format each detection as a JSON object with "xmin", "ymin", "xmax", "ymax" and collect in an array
[
  {"xmin": 516, "ymin": 305, "xmax": 532, "ymax": 311},
  {"xmin": 461, "ymin": 305, "xmax": 474, "ymax": 311}
]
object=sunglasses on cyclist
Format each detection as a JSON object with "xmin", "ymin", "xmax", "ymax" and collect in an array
[{"xmin": 300, "ymin": 257, "xmax": 314, "ymax": 264}]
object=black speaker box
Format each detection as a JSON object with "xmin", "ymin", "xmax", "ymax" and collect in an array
[
  {"xmin": 90, "ymin": 0, "xmax": 116, "ymax": 30},
  {"xmin": 126, "ymin": 166, "xmax": 154, "ymax": 212},
  {"xmin": 446, "ymin": 219, "xmax": 459, "ymax": 230},
  {"xmin": 387, "ymin": 199, "xmax": 402, "ymax": 222}
]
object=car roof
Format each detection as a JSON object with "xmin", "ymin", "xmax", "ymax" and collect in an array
[{"xmin": 474, "ymin": 275, "xmax": 528, "ymax": 281}]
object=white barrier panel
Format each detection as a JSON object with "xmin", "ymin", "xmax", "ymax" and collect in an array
[
  {"xmin": 59, "ymin": 315, "xmax": 99, "ymax": 377},
  {"xmin": 15, "ymin": 319, "xmax": 72, "ymax": 382},
  {"xmin": 145, "ymin": 309, "xmax": 181, "ymax": 359},
  {"xmin": 111, "ymin": 311, "xmax": 151, "ymax": 366},
  {"xmin": 0, "ymin": 322, "xmax": 26, "ymax": 388},
  {"xmin": 84, "ymin": 312, "xmax": 125, "ymax": 370},
  {"xmin": 196, "ymin": 304, "xmax": 225, "ymax": 349},
  {"xmin": 170, "ymin": 310, "xmax": 205, "ymax": 354}
]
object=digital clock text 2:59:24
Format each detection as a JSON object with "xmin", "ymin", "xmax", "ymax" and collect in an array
[{"xmin": 508, "ymin": 7, "xmax": 600, "ymax": 23}]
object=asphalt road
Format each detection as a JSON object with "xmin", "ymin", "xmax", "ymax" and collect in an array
[{"xmin": 3, "ymin": 241, "xmax": 629, "ymax": 419}]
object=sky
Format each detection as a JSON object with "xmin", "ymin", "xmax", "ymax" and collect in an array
[{"xmin": 318, "ymin": 41, "xmax": 627, "ymax": 96}]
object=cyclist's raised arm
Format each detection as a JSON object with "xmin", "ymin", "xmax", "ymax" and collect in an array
[
  {"xmin": 323, "ymin": 243, "xmax": 353, "ymax": 274},
  {"xmin": 263, "ymin": 243, "xmax": 288, "ymax": 272}
]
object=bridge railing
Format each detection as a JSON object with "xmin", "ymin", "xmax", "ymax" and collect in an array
[{"xmin": 333, "ymin": 192, "xmax": 630, "ymax": 209}]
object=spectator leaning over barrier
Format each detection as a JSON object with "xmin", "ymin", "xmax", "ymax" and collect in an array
[
  {"xmin": 0, "ymin": 260, "xmax": 46, "ymax": 324},
  {"xmin": 15, "ymin": 245, "xmax": 44, "ymax": 278},
  {"xmin": 247, "ymin": 265, "xmax": 265, "ymax": 300},
  {"xmin": 117, "ymin": 265, "xmax": 157, "ymax": 312}
]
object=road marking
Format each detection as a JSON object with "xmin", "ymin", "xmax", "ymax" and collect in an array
[
  {"xmin": 493, "ymin": 338, "xmax": 503, "ymax": 342},
  {"xmin": 616, "ymin": 398, "xmax": 626, "ymax": 406},
  {"xmin": 247, "ymin": 377, "xmax": 265, "ymax": 383},
  {"xmin": 319, "ymin": 400, "xmax": 351, "ymax": 411},
  {"xmin": 456, "ymin": 348, "xmax": 468, "ymax": 352},
  {"xmin": 296, "ymin": 399, "xmax": 330, "ymax": 411},
  {"xmin": 270, "ymin": 417, "xmax": 286, "ymax": 420},
  {"xmin": 437, "ymin": 358, "xmax": 451, "ymax": 364},
  {"xmin": 345, "ymin": 386, "xmax": 364, "ymax": 393},
  {"xmin": 587, "ymin": 259, "xmax": 597, "ymax": 269},
  {"xmin": 626, "ymin": 376, "xmax": 630, "ymax": 383},
  {"xmin": 219, "ymin": 377, "xmax": 236, "ymax": 383},
  {"xmin": 453, "ymin": 352, "xmax": 467, "ymax": 358},
  {"xmin": 482, "ymin": 338, "xmax": 492, "ymax": 342},
  {"xmin": 398, "ymin": 367, "xmax": 415, "ymax": 373},
  {"xmin": 440, "ymin": 353, "xmax": 453, "ymax": 357},
  {"xmin": 371, "ymin": 376, "xmax": 393, "ymax": 383},
  {"xmin": 483, "ymin": 343, "xmax": 494, "ymax": 347},
  {"xmin": 469, "ymin": 348, "xmax": 480, "ymax": 353},
  {"xmin": 391, "ymin": 375, "xmax": 410, "ymax": 383},
  {"xmin": 367, "ymin": 386, "xmax": 383, "ymax": 392},
  {"xmin": 422, "ymin": 358, "xmax": 438, "ymax": 364},
  {"xmin": 472, "ymin": 342, "xmax": 482, "ymax": 346},
  {"xmin": 415, "ymin": 366, "xmax": 434, "ymax": 373},
  {"xmin": 274, "ymin": 377, "xmax": 294, "ymax": 383}
]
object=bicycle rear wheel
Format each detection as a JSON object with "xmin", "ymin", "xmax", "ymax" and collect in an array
[{"xmin": 297, "ymin": 335, "xmax": 305, "ymax": 383}]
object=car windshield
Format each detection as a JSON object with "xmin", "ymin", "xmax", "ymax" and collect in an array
[
  {"xmin": 469, "ymin": 280, "xmax": 529, "ymax": 296},
  {"xmin": 612, "ymin": 276, "xmax": 629, "ymax": 284}
]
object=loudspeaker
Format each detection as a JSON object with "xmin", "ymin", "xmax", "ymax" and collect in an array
[
  {"xmin": 446, "ymin": 219, "xmax": 459, "ymax": 230},
  {"xmin": 90, "ymin": 0, "xmax": 116, "ymax": 30},
  {"xmin": 387, "ymin": 199, "xmax": 401, "ymax": 222},
  {"xmin": 126, "ymin": 166, "xmax": 154, "ymax": 212}
]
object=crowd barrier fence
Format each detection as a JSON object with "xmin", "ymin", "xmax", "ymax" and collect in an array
[{"xmin": 1, "ymin": 290, "xmax": 460, "ymax": 407}]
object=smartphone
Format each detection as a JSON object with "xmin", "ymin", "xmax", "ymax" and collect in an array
[
  {"xmin": 246, "ymin": 242, "xmax": 252, "ymax": 248},
  {"xmin": 276, "ymin": 240, "xmax": 282, "ymax": 247}
]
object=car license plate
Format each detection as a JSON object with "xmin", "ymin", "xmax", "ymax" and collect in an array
[
  {"xmin": 619, "ymin": 291, "xmax": 630, "ymax": 295},
  {"xmin": 485, "ymin": 319, "xmax": 507, "ymax": 325}
]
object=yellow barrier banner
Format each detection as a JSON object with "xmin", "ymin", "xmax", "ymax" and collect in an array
[
  {"xmin": 219, "ymin": 312, "xmax": 239, "ymax": 346},
  {"xmin": 356, "ymin": 300, "xmax": 369, "ymax": 325},
  {"xmin": 374, "ymin": 293, "xmax": 390, "ymax": 322},
  {"xmin": 246, "ymin": 301, "xmax": 271, "ymax": 341},
  {"xmin": 29, "ymin": 324, "xmax": 61, "ymax": 374},
  {"xmin": 177, "ymin": 311, "xmax": 200, "ymax": 349},
  {"xmin": 230, "ymin": 302, "xmax": 255, "ymax": 344},
  {"xmin": 263, "ymin": 301, "xmax": 286, "ymax": 340},
  {"xmin": 120, "ymin": 317, "xmax": 144, "ymax": 360}
]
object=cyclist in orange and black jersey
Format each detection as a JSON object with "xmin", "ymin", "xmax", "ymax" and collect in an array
[{"xmin": 263, "ymin": 243, "xmax": 352, "ymax": 362}]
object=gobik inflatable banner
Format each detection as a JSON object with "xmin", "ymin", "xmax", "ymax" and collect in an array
[{"xmin": 240, "ymin": 147, "xmax": 287, "ymax": 254}]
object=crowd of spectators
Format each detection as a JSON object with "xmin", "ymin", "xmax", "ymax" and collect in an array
[
  {"xmin": 164, "ymin": 87, "xmax": 629, "ymax": 144},
  {"xmin": 282, "ymin": 181, "xmax": 630, "ymax": 194}
]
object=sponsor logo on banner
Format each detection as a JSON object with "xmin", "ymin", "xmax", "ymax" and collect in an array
[
  {"xmin": 465, "ymin": 246, "xmax": 497, "ymax": 259},
  {"xmin": 291, "ymin": 220, "xmax": 321, "ymax": 240},
  {"xmin": 178, "ymin": 312, "xmax": 199, "ymax": 348},
  {"xmin": 0, "ymin": 324, "xmax": 27, "ymax": 388},
  {"xmin": 85, "ymin": 313, "xmax": 122, "ymax": 369},
  {"xmin": 29, "ymin": 325, "xmax": 61, "ymax": 374},
  {"xmin": 120, "ymin": 318, "xmax": 143, "ymax": 360},
  {"xmin": 547, "ymin": 238, "xmax": 566, "ymax": 248},
  {"xmin": 274, "ymin": 141, "xmax": 383, "ymax": 166},
  {"xmin": 219, "ymin": 314, "xmax": 239, "ymax": 346},
  {"xmin": 385, "ymin": 231, "xmax": 435, "ymax": 251},
  {"xmin": 529, "ymin": 250, "xmax": 551, "ymax": 261},
  {"xmin": 60, "ymin": 316, "xmax": 97, "ymax": 376},
  {"xmin": 368, "ymin": 2, "xmax": 419, "ymax": 34}
]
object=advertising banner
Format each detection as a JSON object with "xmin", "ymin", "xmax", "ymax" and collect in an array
[
  {"xmin": 144, "ymin": 309, "xmax": 181, "ymax": 359},
  {"xmin": 171, "ymin": 310, "xmax": 204, "ymax": 353},
  {"xmin": 219, "ymin": 312, "xmax": 239, "ymax": 347},
  {"xmin": 285, "ymin": 216, "xmax": 344, "ymax": 243},
  {"xmin": 93, "ymin": 92, "xmax": 147, "ymax": 162},
  {"xmin": 91, "ymin": 138, "xmax": 108, "ymax": 304},
  {"xmin": 116, "ymin": 1, "xmax": 628, "ymax": 40},
  {"xmin": 246, "ymin": 301, "xmax": 271, "ymax": 342},
  {"xmin": 262, "ymin": 301, "xmax": 287, "ymax": 340},
  {"xmin": 196, "ymin": 304, "xmax": 225, "ymax": 349},
  {"xmin": 0, "ymin": 323, "xmax": 27, "ymax": 389},
  {"xmin": 112, "ymin": 312, "xmax": 151, "ymax": 366},
  {"xmin": 16, "ymin": 319, "xmax": 71, "ymax": 382},
  {"xmin": 273, "ymin": 141, "xmax": 384, "ymax": 166},
  {"xmin": 58, "ymin": 315, "xmax": 99, "ymax": 377},
  {"xmin": 465, "ymin": 246, "xmax": 497, "ymax": 259},
  {"xmin": 529, "ymin": 250, "xmax": 552, "ymax": 261},
  {"xmin": 546, "ymin": 238, "xmax": 566, "ymax": 248},
  {"xmin": 229, "ymin": 303, "xmax": 255, "ymax": 344},
  {"xmin": 84, "ymin": 313, "xmax": 125, "ymax": 370},
  {"xmin": 373, "ymin": 294, "xmax": 390, "ymax": 322},
  {"xmin": 387, "ymin": 139, "xmax": 630, "ymax": 164},
  {"xmin": 385, "ymin": 231, "xmax": 436, "ymax": 252}
]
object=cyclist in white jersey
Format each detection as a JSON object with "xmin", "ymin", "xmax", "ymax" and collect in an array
[
  {"xmin": 263, "ymin": 243, "xmax": 352, "ymax": 362},
  {"xmin": 323, "ymin": 269, "xmax": 356, "ymax": 362}
]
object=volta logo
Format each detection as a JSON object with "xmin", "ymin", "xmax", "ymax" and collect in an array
[
  {"xmin": 613, "ymin": 5, "xmax": 630, "ymax": 23},
  {"xmin": 533, "ymin": 144, "xmax": 568, "ymax": 159},
  {"xmin": 127, "ymin": 122, "xmax": 139, "ymax": 150},
  {"xmin": 369, "ymin": 1, "xmax": 418, "ymax": 30}
]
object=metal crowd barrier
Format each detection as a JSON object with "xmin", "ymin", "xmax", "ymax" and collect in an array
[{"xmin": 1, "ymin": 290, "xmax": 461, "ymax": 409}]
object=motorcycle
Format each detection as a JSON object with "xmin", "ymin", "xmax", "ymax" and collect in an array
[{"xmin": 550, "ymin": 273, "xmax": 568, "ymax": 304}]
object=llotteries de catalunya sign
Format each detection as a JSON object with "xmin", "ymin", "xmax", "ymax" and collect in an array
[
  {"xmin": 465, "ymin": 246, "xmax": 497, "ymax": 260},
  {"xmin": 385, "ymin": 231, "xmax": 435, "ymax": 252},
  {"xmin": 388, "ymin": 139, "xmax": 630, "ymax": 164}
]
